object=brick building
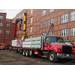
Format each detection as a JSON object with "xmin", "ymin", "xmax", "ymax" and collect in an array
[
  {"xmin": 0, "ymin": 13, "xmax": 15, "ymax": 45},
  {"xmin": 13, "ymin": 9, "xmax": 75, "ymax": 41}
]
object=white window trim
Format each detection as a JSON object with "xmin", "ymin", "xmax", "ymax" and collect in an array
[
  {"xmin": 71, "ymin": 28, "xmax": 75, "ymax": 36},
  {"xmin": 71, "ymin": 11, "xmax": 75, "ymax": 21},
  {"xmin": 42, "ymin": 10, "xmax": 46, "ymax": 16},
  {"xmin": 50, "ymin": 9, "xmax": 54, "ymax": 13},
  {"xmin": 61, "ymin": 14, "xmax": 68, "ymax": 24},
  {"xmin": 61, "ymin": 29, "xmax": 68, "ymax": 37},
  {"xmin": 50, "ymin": 18, "xmax": 54, "ymax": 25}
]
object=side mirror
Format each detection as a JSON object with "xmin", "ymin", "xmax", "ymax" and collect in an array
[{"xmin": 45, "ymin": 42, "xmax": 48, "ymax": 47}]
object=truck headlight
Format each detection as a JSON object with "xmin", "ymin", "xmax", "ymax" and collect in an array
[{"xmin": 58, "ymin": 49, "xmax": 61, "ymax": 51}]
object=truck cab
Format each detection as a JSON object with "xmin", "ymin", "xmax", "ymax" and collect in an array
[{"xmin": 43, "ymin": 36, "xmax": 75, "ymax": 62}]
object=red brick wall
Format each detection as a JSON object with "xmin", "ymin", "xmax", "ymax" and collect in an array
[
  {"xmin": 0, "ymin": 13, "xmax": 15, "ymax": 45},
  {"xmin": 13, "ymin": 9, "xmax": 75, "ymax": 40}
]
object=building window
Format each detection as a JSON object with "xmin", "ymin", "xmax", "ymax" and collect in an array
[
  {"xmin": 61, "ymin": 14, "xmax": 68, "ymax": 24},
  {"xmin": 22, "ymin": 13, "xmax": 24, "ymax": 17},
  {"xmin": 50, "ymin": 9, "xmax": 54, "ymax": 13},
  {"xmin": 19, "ymin": 15, "xmax": 21, "ymax": 19},
  {"xmin": 30, "ymin": 17, "xmax": 33, "ymax": 23},
  {"xmin": 50, "ymin": 18, "xmax": 54, "ymax": 25},
  {"xmin": 31, "ymin": 9, "xmax": 33, "ymax": 14},
  {"xmin": 42, "ymin": 21, "xmax": 46, "ymax": 27},
  {"xmin": 6, "ymin": 30, "xmax": 10, "ymax": 34},
  {"xmin": 0, "ymin": 23, "xmax": 3, "ymax": 26},
  {"xmin": 42, "ymin": 10, "xmax": 46, "ymax": 16},
  {"xmin": 61, "ymin": 29, "xmax": 68, "ymax": 37},
  {"xmin": 0, "ymin": 30, "xmax": 2, "ymax": 34},
  {"xmin": 50, "ymin": 32, "xmax": 54, "ymax": 36},
  {"xmin": 30, "ymin": 26, "xmax": 32, "ymax": 32},
  {"xmin": 71, "ymin": 28, "xmax": 75, "ymax": 36},
  {"xmin": 6, "ymin": 24, "xmax": 11, "ymax": 27},
  {"xmin": 0, "ymin": 15, "xmax": 3, "ymax": 19},
  {"xmin": 71, "ymin": 11, "xmax": 75, "ymax": 21}
]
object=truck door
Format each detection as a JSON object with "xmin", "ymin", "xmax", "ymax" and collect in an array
[{"xmin": 44, "ymin": 37, "xmax": 50, "ymax": 50}]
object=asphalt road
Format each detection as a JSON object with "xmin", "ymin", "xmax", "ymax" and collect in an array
[{"xmin": 0, "ymin": 50, "xmax": 75, "ymax": 65}]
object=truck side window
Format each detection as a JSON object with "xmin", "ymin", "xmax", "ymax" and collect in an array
[{"xmin": 46, "ymin": 37, "xmax": 49, "ymax": 44}]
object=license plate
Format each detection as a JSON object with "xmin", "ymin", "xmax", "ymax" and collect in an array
[{"xmin": 66, "ymin": 54, "xmax": 69, "ymax": 57}]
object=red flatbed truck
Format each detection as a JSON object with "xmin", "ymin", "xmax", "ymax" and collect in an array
[{"xmin": 11, "ymin": 35, "xmax": 75, "ymax": 63}]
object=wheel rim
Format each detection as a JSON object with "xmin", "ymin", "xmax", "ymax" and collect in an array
[
  {"xmin": 23, "ymin": 51, "xmax": 25, "ymax": 55},
  {"xmin": 26, "ymin": 51, "xmax": 28, "ymax": 56},
  {"xmin": 30, "ymin": 51, "xmax": 32, "ymax": 56},
  {"xmin": 50, "ymin": 54, "xmax": 54, "ymax": 61}
]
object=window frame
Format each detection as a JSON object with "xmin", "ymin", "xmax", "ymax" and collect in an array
[
  {"xmin": 50, "ymin": 18, "xmax": 54, "ymax": 25},
  {"xmin": 61, "ymin": 14, "xmax": 68, "ymax": 24},
  {"xmin": 61, "ymin": 29, "xmax": 68, "ymax": 37},
  {"xmin": 6, "ymin": 30, "xmax": 10, "ymax": 34},
  {"xmin": 42, "ymin": 10, "xmax": 46, "ymax": 16},
  {"xmin": 0, "ymin": 30, "xmax": 2, "ymax": 34},
  {"xmin": 71, "ymin": 28, "xmax": 75, "ymax": 36},
  {"xmin": 6, "ymin": 24, "xmax": 11, "ymax": 27},
  {"xmin": 42, "ymin": 21, "xmax": 46, "ymax": 27},
  {"xmin": 71, "ymin": 11, "xmax": 75, "ymax": 21},
  {"xmin": 0, "ymin": 23, "xmax": 3, "ymax": 26},
  {"xmin": 50, "ymin": 9, "xmax": 54, "ymax": 13},
  {"xmin": 0, "ymin": 15, "xmax": 3, "ymax": 19}
]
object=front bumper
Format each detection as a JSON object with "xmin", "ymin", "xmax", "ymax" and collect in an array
[{"xmin": 57, "ymin": 53, "xmax": 75, "ymax": 59}]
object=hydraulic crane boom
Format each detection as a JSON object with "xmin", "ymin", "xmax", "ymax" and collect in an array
[
  {"xmin": 44, "ymin": 23, "xmax": 53, "ymax": 42},
  {"xmin": 14, "ymin": 19, "xmax": 23, "ymax": 39}
]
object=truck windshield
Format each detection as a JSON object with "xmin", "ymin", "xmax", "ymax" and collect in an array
[{"xmin": 50, "ymin": 36, "xmax": 64, "ymax": 43}]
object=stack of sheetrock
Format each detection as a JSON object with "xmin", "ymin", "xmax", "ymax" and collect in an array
[
  {"xmin": 23, "ymin": 37, "xmax": 42, "ymax": 48},
  {"xmin": 22, "ymin": 42, "xmax": 31, "ymax": 48},
  {"xmin": 31, "ymin": 37, "xmax": 41, "ymax": 48},
  {"xmin": 12, "ymin": 40, "xmax": 17, "ymax": 47}
]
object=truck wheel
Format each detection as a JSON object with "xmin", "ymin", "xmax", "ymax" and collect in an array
[
  {"xmin": 49, "ymin": 51, "xmax": 58, "ymax": 63},
  {"xmin": 29, "ymin": 50, "xmax": 33, "ymax": 57},
  {"xmin": 25, "ymin": 50, "xmax": 29, "ymax": 57},
  {"xmin": 23, "ymin": 50, "xmax": 26, "ymax": 56}
]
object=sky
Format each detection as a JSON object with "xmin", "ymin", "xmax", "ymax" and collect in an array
[{"xmin": 0, "ymin": 9, "xmax": 23, "ymax": 19}]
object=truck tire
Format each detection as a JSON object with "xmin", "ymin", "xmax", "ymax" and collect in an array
[
  {"xmin": 23, "ymin": 50, "xmax": 26, "ymax": 56},
  {"xmin": 29, "ymin": 50, "xmax": 33, "ymax": 57},
  {"xmin": 49, "ymin": 51, "xmax": 58, "ymax": 63},
  {"xmin": 25, "ymin": 50, "xmax": 29, "ymax": 57}
]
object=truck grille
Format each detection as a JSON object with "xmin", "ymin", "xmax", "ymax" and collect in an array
[{"xmin": 62, "ymin": 46, "xmax": 72, "ymax": 54}]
